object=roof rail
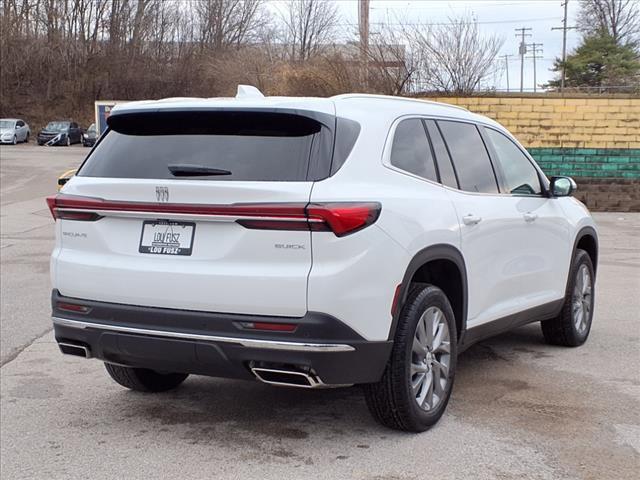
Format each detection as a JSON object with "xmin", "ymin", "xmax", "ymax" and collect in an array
[{"xmin": 331, "ymin": 93, "xmax": 469, "ymax": 112}]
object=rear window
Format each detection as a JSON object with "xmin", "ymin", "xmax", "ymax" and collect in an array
[{"xmin": 78, "ymin": 111, "xmax": 334, "ymax": 182}]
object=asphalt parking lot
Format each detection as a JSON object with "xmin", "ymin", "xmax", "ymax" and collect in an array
[{"xmin": 1, "ymin": 144, "xmax": 639, "ymax": 479}]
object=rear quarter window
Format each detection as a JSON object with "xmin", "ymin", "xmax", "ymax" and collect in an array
[
  {"xmin": 78, "ymin": 111, "xmax": 335, "ymax": 182},
  {"xmin": 389, "ymin": 118, "xmax": 438, "ymax": 182}
]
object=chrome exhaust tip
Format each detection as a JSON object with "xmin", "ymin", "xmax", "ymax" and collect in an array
[
  {"xmin": 251, "ymin": 366, "xmax": 323, "ymax": 388},
  {"xmin": 58, "ymin": 342, "xmax": 91, "ymax": 359}
]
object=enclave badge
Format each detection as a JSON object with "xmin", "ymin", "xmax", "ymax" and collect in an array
[{"xmin": 155, "ymin": 186, "xmax": 169, "ymax": 203}]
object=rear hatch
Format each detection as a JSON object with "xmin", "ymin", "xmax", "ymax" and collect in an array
[{"xmin": 51, "ymin": 107, "xmax": 335, "ymax": 317}]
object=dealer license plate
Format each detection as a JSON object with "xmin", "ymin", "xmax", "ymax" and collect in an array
[{"xmin": 139, "ymin": 220, "xmax": 195, "ymax": 256}]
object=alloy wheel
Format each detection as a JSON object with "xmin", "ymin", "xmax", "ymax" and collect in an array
[
  {"xmin": 411, "ymin": 306, "xmax": 451, "ymax": 411},
  {"xmin": 572, "ymin": 264, "xmax": 592, "ymax": 334}
]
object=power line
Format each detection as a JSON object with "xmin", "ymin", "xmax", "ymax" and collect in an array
[
  {"xmin": 338, "ymin": 16, "xmax": 561, "ymax": 27},
  {"xmin": 368, "ymin": 1, "xmax": 552, "ymax": 10}
]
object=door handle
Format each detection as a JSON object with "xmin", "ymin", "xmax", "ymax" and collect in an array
[
  {"xmin": 462, "ymin": 214, "xmax": 482, "ymax": 225},
  {"xmin": 523, "ymin": 212, "xmax": 538, "ymax": 222}
]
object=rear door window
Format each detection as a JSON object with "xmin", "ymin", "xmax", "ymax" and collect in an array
[
  {"xmin": 389, "ymin": 118, "xmax": 438, "ymax": 182},
  {"xmin": 437, "ymin": 120, "xmax": 499, "ymax": 194},
  {"xmin": 78, "ymin": 111, "xmax": 333, "ymax": 182}
]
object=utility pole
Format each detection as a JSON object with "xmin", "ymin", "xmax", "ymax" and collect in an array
[
  {"xmin": 500, "ymin": 54, "xmax": 513, "ymax": 92},
  {"xmin": 358, "ymin": 0, "xmax": 370, "ymax": 88},
  {"xmin": 358, "ymin": 0, "xmax": 370, "ymax": 53},
  {"xmin": 526, "ymin": 43, "xmax": 543, "ymax": 92},
  {"xmin": 515, "ymin": 27, "xmax": 532, "ymax": 93},
  {"xmin": 552, "ymin": 0, "xmax": 577, "ymax": 92}
]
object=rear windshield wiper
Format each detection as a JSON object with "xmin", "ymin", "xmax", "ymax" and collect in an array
[{"xmin": 168, "ymin": 164, "xmax": 232, "ymax": 177}]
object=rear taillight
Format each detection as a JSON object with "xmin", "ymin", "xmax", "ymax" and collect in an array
[
  {"xmin": 307, "ymin": 203, "xmax": 381, "ymax": 237},
  {"xmin": 46, "ymin": 195, "xmax": 104, "ymax": 221},
  {"xmin": 45, "ymin": 194, "xmax": 381, "ymax": 236},
  {"xmin": 236, "ymin": 202, "xmax": 381, "ymax": 237}
]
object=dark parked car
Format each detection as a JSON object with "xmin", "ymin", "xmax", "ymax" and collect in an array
[
  {"xmin": 37, "ymin": 121, "xmax": 82, "ymax": 146},
  {"xmin": 82, "ymin": 123, "xmax": 97, "ymax": 147}
]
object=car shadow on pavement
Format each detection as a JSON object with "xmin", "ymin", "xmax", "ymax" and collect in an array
[{"xmin": 98, "ymin": 322, "xmax": 551, "ymax": 443}]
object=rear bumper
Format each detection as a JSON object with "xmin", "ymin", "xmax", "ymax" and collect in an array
[{"xmin": 51, "ymin": 290, "xmax": 392, "ymax": 385}]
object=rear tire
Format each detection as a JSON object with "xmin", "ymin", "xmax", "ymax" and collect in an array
[
  {"xmin": 104, "ymin": 363, "xmax": 188, "ymax": 392},
  {"xmin": 364, "ymin": 284, "xmax": 457, "ymax": 432},
  {"xmin": 541, "ymin": 249, "xmax": 595, "ymax": 347}
]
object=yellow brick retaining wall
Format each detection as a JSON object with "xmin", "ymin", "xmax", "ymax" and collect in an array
[
  {"xmin": 425, "ymin": 96, "xmax": 640, "ymax": 149},
  {"xmin": 421, "ymin": 96, "xmax": 640, "ymax": 181}
]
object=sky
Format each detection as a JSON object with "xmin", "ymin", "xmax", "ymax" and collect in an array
[{"xmin": 268, "ymin": 0, "xmax": 585, "ymax": 91}]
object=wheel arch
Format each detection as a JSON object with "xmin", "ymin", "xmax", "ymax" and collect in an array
[
  {"xmin": 389, "ymin": 244, "xmax": 468, "ymax": 344},
  {"xmin": 573, "ymin": 226, "xmax": 598, "ymax": 275}
]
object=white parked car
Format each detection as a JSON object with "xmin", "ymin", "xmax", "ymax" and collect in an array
[
  {"xmin": 47, "ymin": 87, "xmax": 598, "ymax": 431},
  {"xmin": 0, "ymin": 118, "xmax": 30, "ymax": 144}
]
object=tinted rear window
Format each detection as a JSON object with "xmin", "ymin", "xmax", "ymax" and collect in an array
[
  {"xmin": 78, "ymin": 111, "xmax": 333, "ymax": 182},
  {"xmin": 437, "ymin": 120, "xmax": 499, "ymax": 194}
]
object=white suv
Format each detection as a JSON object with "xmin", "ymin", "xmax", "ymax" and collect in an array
[{"xmin": 48, "ymin": 87, "xmax": 598, "ymax": 432}]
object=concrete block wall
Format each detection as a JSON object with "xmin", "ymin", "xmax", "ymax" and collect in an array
[{"xmin": 423, "ymin": 95, "xmax": 640, "ymax": 211}]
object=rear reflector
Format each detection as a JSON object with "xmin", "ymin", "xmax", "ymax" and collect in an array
[
  {"xmin": 56, "ymin": 302, "xmax": 92, "ymax": 314},
  {"xmin": 45, "ymin": 194, "xmax": 381, "ymax": 236},
  {"xmin": 238, "ymin": 322, "xmax": 297, "ymax": 332},
  {"xmin": 391, "ymin": 284, "xmax": 402, "ymax": 316}
]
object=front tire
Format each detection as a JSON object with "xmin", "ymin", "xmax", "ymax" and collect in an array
[
  {"xmin": 104, "ymin": 363, "xmax": 188, "ymax": 392},
  {"xmin": 11, "ymin": 135, "xmax": 17, "ymax": 145},
  {"xmin": 365, "ymin": 285, "xmax": 457, "ymax": 432},
  {"xmin": 65, "ymin": 135, "xmax": 71, "ymax": 147},
  {"xmin": 541, "ymin": 249, "xmax": 595, "ymax": 347}
]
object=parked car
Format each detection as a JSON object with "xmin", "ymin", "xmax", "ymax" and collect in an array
[
  {"xmin": 57, "ymin": 169, "xmax": 77, "ymax": 190},
  {"xmin": 37, "ymin": 121, "xmax": 82, "ymax": 146},
  {"xmin": 82, "ymin": 123, "xmax": 97, "ymax": 147},
  {"xmin": 0, "ymin": 118, "xmax": 30, "ymax": 144},
  {"xmin": 47, "ymin": 86, "xmax": 598, "ymax": 432}
]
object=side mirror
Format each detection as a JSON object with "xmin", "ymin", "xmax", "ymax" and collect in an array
[{"xmin": 550, "ymin": 176, "xmax": 577, "ymax": 197}]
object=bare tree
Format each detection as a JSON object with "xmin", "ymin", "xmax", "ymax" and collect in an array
[
  {"xmin": 361, "ymin": 24, "xmax": 417, "ymax": 95},
  {"xmin": 577, "ymin": 0, "xmax": 640, "ymax": 45},
  {"xmin": 406, "ymin": 15, "xmax": 504, "ymax": 94},
  {"xmin": 192, "ymin": 0, "xmax": 264, "ymax": 51},
  {"xmin": 280, "ymin": 0, "xmax": 338, "ymax": 62}
]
